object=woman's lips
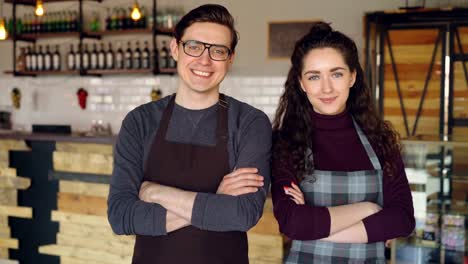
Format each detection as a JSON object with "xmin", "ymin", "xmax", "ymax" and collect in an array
[{"xmin": 319, "ymin": 97, "xmax": 337, "ymax": 104}]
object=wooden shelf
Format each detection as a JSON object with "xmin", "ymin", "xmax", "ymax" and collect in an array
[
  {"xmin": 158, "ymin": 68, "xmax": 177, "ymax": 74},
  {"xmin": 5, "ymin": 0, "xmax": 101, "ymax": 4},
  {"xmin": 96, "ymin": 28, "xmax": 152, "ymax": 36},
  {"xmin": 86, "ymin": 68, "xmax": 153, "ymax": 75},
  {"xmin": 4, "ymin": 70, "xmax": 79, "ymax": 76},
  {"xmin": 16, "ymin": 32, "xmax": 80, "ymax": 40},
  {"xmin": 155, "ymin": 27, "xmax": 174, "ymax": 36}
]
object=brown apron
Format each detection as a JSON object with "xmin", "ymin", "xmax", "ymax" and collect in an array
[{"xmin": 132, "ymin": 94, "xmax": 248, "ymax": 264}]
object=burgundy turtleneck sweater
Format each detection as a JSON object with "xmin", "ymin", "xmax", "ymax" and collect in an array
[{"xmin": 271, "ymin": 109, "xmax": 415, "ymax": 243}]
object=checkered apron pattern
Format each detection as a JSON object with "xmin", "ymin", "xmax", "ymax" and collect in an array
[{"xmin": 285, "ymin": 119, "xmax": 385, "ymax": 264}]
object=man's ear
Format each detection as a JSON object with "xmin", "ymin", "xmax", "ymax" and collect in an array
[{"xmin": 170, "ymin": 38, "xmax": 179, "ymax": 61}]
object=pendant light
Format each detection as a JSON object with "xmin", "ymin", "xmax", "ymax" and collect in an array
[
  {"xmin": 35, "ymin": 0, "xmax": 44, "ymax": 17},
  {"xmin": 130, "ymin": 0, "xmax": 141, "ymax": 21},
  {"xmin": 0, "ymin": 0, "xmax": 7, "ymax": 40}
]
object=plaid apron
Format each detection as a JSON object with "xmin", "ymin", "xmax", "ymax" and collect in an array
[{"xmin": 285, "ymin": 119, "xmax": 385, "ymax": 264}]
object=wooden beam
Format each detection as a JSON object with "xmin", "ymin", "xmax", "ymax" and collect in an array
[
  {"xmin": 55, "ymin": 143, "xmax": 113, "ymax": 155},
  {"xmin": 0, "ymin": 248, "xmax": 8, "ymax": 258},
  {"xmin": 56, "ymin": 233, "xmax": 133, "ymax": 256},
  {"xmin": 39, "ymin": 244, "xmax": 132, "ymax": 263},
  {"xmin": 0, "ymin": 259, "xmax": 18, "ymax": 264},
  {"xmin": 60, "ymin": 256, "xmax": 101, "ymax": 264},
  {"xmin": 0, "ymin": 168, "xmax": 16, "ymax": 178},
  {"xmin": 57, "ymin": 193, "xmax": 107, "ymax": 216},
  {"xmin": 53, "ymin": 152, "xmax": 112, "ymax": 175},
  {"xmin": 59, "ymin": 223, "xmax": 134, "ymax": 244},
  {"xmin": 0, "ymin": 140, "xmax": 28, "ymax": 151},
  {"xmin": 0, "ymin": 238, "xmax": 18, "ymax": 249},
  {"xmin": 52, "ymin": 211, "xmax": 109, "ymax": 226},
  {"xmin": 0, "ymin": 227, "xmax": 10, "ymax": 238},
  {"xmin": 248, "ymin": 233, "xmax": 283, "ymax": 263},
  {"xmin": 0, "ymin": 177, "xmax": 30, "ymax": 190},
  {"xmin": 0, "ymin": 206, "xmax": 32, "ymax": 218},
  {"xmin": 0, "ymin": 190, "xmax": 17, "ymax": 206},
  {"xmin": 59, "ymin": 180, "xmax": 109, "ymax": 198}
]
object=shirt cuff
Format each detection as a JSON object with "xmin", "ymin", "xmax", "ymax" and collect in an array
[{"xmin": 191, "ymin": 192, "xmax": 209, "ymax": 229}]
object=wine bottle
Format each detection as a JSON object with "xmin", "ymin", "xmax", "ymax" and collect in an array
[
  {"xmin": 142, "ymin": 41, "xmax": 150, "ymax": 69},
  {"xmin": 98, "ymin": 43, "xmax": 106, "ymax": 69},
  {"xmin": 67, "ymin": 44, "xmax": 75, "ymax": 70},
  {"xmin": 115, "ymin": 43, "xmax": 124, "ymax": 69},
  {"xmin": 25, "ymin": 46, "xmax": 32, "ymax": 71},
  {"xmin": 105, "ymin": 42, "xmax": 114, "ymax": 70},
  {"xmin": 90, "ymin": 43, "xmax": 98, "ymax": 70},
  {"xmin": 53, "ymin": 45, "xmax": 61, "ymax": 71},
  {"xmin": 44, "ymin": 45, "xmax": 52, "ymax": 71},
  {"xmin": 75, "ymin": 44, "xmax": 81, "ymax": 70},
  {"xmin": 133, "ymin": 41, "xmax": 141, "ymax": 69},
  {"xmin": 37, "ymin": 45, "xmax": 44, "ymax": 71},
  {"xmin": 159, "ymin": 41, "xmax": 168, "ymax": 69},
  {"xmin": 124, "ymin": 41, "xmax": 133, "ymax": 69},
  {"xmin": 82, "ymin": 43, "xmax": 90, "ymax": 70},
  {"xmin": 31, "ymin": 45, "xmax": 37, "ymax": 71}
]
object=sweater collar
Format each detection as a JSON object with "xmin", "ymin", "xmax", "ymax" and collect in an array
[{"xmin": 312, "ymin": 108, "xmax": 353, "ymax": 130}]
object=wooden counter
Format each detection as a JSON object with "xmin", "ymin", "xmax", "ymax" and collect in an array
[{"xmin": 0, "ymin": 137, "xmax": 283, "ymax": 264}]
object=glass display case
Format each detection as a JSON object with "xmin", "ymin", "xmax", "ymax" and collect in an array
[{"xmin": 392, "ymin": 140, "xmax": 468, "ymax": 264}]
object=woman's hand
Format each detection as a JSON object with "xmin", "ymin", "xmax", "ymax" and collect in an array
[{"xmin": 284, "ymin": 182, "xmax": 305, "ymax": 205}]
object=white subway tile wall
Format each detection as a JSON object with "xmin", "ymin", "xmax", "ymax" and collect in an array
[{"xmin": 0, "ymin": 75, "xmax": 285, "ymax": 133}]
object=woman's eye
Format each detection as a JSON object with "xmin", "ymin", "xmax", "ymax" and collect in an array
[
  {"xmin": 308, "ymin": 75, "xmax": 320, "ymax": 81},
  {"xmin": 332, "ymin": 72, "xmax": 343, "ymax": 78}
]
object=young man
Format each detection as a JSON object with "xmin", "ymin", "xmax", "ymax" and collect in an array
[{"xmin": 107, "ymin": 4, "xmax": 272, "ymax": 263}]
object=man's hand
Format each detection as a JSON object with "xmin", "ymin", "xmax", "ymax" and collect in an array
[
  {"xmin": 217, "ymin": 168, "xmax": 264, "ymax": 196},
  {"xmin": 139, "ymin": 181, "xmax": 159, "ymax": 203}
]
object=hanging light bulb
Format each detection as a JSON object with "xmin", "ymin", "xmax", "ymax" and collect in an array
[
  {"xmin": 131, "ymin": 1, "xmax": 141, "ymax": 21},
  {"xmin": 0, "ymin": 18, "xmax": 7, "ymax": 40},
  {"xmin": 0, "ymin": 0, "xmax": 7, "ymax": 40},
  {"xmin": 35, "ymin": 0, "xmax": 44, "ymax": 17}
]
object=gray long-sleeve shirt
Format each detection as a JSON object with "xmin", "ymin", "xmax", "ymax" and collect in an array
[{"xmin": 107, "ymin": 94, "xmax": 272, "ymax": 236}]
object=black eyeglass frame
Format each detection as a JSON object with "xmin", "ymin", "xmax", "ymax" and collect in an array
[{"xmin": 178, "ymin": 40, "xmax": 233, "ymax": 61}]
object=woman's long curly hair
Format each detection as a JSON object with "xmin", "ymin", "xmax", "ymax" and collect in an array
[{"xmin": 272, "ymin": 22, "xmax": 401, "ymax": 181}]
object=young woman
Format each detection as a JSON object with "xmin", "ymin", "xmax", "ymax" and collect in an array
[{"xmin": 271, "ymin": 22, "xmax": 415, "ymax": 263}]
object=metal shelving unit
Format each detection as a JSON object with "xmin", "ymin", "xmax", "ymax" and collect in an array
[{"xmin": 4, "ymin": 0, "xmax": 175, "ymax": 77}]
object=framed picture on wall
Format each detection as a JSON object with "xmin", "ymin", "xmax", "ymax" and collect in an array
[{"xmin": 268, "ymin": 20, "xmax": 320, "ymax": 59}]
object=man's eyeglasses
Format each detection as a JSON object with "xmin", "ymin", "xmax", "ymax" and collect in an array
[{"xmin": 179, "ymin": 40, "xmax": 232, "ymax": 61}]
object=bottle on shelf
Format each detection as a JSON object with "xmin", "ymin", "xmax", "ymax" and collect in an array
[
  {"xmin": 139, "ymin": 6, "xmax": 147, "ymax": 29},
  {"xmin": 124, "ymin": 41, "xmax": 133, "ymax": 69},
  {"xmin": 124, "ymin": 8, "xmax": 131, "ymax": 30},
  {"xmin": 110, "ymin": 8, "xmax": 118, "ymax": 31},
  {"xmin": 30, "ymin": 45, "xmax": 37, "ymax": 71},
  {"xmin": 142, "ymin": 40, "xmax": 151, "ymax": 69},
  {"xmin": 105, "ymin": 8, "xmax": 112, "ymax": 31},
  {"xmin": 25, "ymin": 46, "xmax": 32, "ymax": 71},
  {"xmin": 90, "ymin": 43, "xmax": 98, "ymax": 70},
  {"xmin": 44, "ymin": 45, "xmax": 52, "ymax": 71},
  {"xmin": 16, "ymin": 47, "xmax": 26, "ymax": 72},
  {"xmin": 53, "ymin": 45, "xmax": 61, "ymax": 71},
  {"xmin": 98, "ymin": 43, "xmax": 106, "ymax": 70},
  {"xmin": 82, "ymin": 43, "xmax": 90, "ymax": 70},
  {"xmin": 133, "ymin": 41, "xmax": 141, "ymax": 69},
  {"xmin": 117, "ymin": 8, "xmax": 125, "ymax": 30},
  {"xmin": 37, "ymin": 45, "xmax": 44, "ymax": 71},
  {"xmin": 75, "ymin": 44, "xmax": 81, "ymax": 70},
  {"xmin": 90, "ymin": 12, "xmax": 100, "ymax": 32},
  {"xmin": 67, "ymin": 44, "xmax": 75, "ymax": 71},
  {"xmin": 115, "ymin": 43, "xmax": 124, "ymax": 69},
  {"xmin": 105, "ymin": 42, "xmax": 114, "ymax": 70},
  {"xmin": 72, "ymin": 11, "xmax": 79, "ymax": 32},
  {"xmin": 159, "ymin": 40, "xmax": 169, "ymax": 69}
]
